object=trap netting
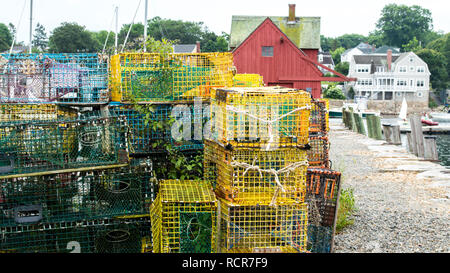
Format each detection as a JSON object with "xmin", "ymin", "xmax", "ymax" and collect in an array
[
  {"xmin": 218, "ymin": 198, "xmax": 308, "ymax": 253},
  {"xmin": 310, "ymin": 99, "xmax": 329, "ymax": 135},
  {"xmin": 306, "ymin": 168, "xmax": 341, "ymax": 253},
  {"xmin": 150, "ymin": 179, "xmax": 217, "ymax": 253},
  {"xmin": 0, "ymin": 114, "xmax": 130, "ymax": 177},
  {"xmin": 110, "ymin": 102, "xmax": 207, "ymax": 154},
  {"xmin": 204, "ymin": 140, "xmax": 308, "ymax": 206},
  {"xmin": 210, "ymin": 87, "xmax": 311, "ymax": 149},
  {"xmin": 0, "ymin": 104, "xmax": 77, "ymax": 122},
  {"xmin": 232, "ymin": 74, "xmax": 264, "ymax": 87},
  {"xmin": 0, "ymin": 53, "xmax": 109, "ymax": 104},
  {"xmin": 110, "ymin": 53, "xmax": 234, "ymax": 103},
  {"xmin": 0, "ymin": 162, "xmax": 156, "ymax": 227},
  {"xmin": 307, "ymin": 135, "xmax": 330, "ymax": 168},
  {"xmin": 0, "ymin": 216, "xmax": 152, "ymax": 253}
]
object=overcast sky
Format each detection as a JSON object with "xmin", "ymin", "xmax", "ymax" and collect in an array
[{"xmin": 2, "ymin": 0, "xmax": 449, "ymax": 45}]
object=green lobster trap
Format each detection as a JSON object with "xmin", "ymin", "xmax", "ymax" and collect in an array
[
  {"xmin": 218, "ymin": 198, "xmax": 308, "ymax": 253},
  {"xmin": 0, "ymin": 162, "xmax": 157, "ymax": 226},
  {"xmin": 204, "ymin": 140, "xmax": 308, "ymax": 206},
  {"xmin": 0, "ymin": 115, "xmax": 130, "ymax": 178},
  {"xmin": 110, "ymin": 102, "xmax": 207, "ymax": 154},
  {"xmin": 210, "ymin": 87, "xmax": 311, "ymax": 149},
  {"xmin": 0, "ymin": 53, "xmax": 109, "ymax": 104},
  {"xmin": 150, "ymin": 180, "xmax": 217, "ymax": 253},
  {"xmin": 110, "ymin": 53, "xmax": 234, "ymax": 103},
  {"xmin": 306, "ymin": 168, "xmax": 341, "ymax": 253},
  {"xmin": 0, "ymin": 216, "xmax": 152, "ymax": 253}
]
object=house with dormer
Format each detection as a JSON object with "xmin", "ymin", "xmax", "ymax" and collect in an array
[{"xmin": 347, "ymin": 50, "xmax": 431, "ymax": 104}]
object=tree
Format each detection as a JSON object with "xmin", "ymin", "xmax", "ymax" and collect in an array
[
  {"xmin": 32, "ymin": 23, "xmax": 48, "ymax": 52},
  {"xmin": 367, "ymin": 30, "xmax": 384, "ymax": 48},
  {"xmin": 118, "ymin": 23, "xmax": 145, "ymax": 51},
  {"xmin": 416, "ymin": 48, "xmax": 448, "ymax": 91},
  {"xmin": 335, "ymin": 62, "xmax": 349, "ymax": 76},
  {"xmin": 0, "ymin": 23, "xmax": 13, "ymax": 52},
  {"xmin": 148, "ymin": 17, "xmax": 204, "ymax": 44},
  {"xmin": 402, "ymin": 37, "xmax": 422, "ymax": 53},
  {"xmin": 375, "ymin": 4, "xmax": 433, "ymax": 48},
  {"xmin": 426, "ymin": 33, "xmax": 450, "ymax": 77},
  {"xmin": 331, "ymin": 47, "xmax": 345, "ymax": 65},
  {"xmin": 49, "ymin": 22, "xmax": 98, "ymax": 53},
  {"xmin": 323, "ymin": 84, "xmax": 346, "ymax": 100},
  {"xmin": 200, "ymin": 30, "xmax": 228, "ymax": 52},
  {"xmin": 335, "ymin": 34, "xmax": 367, "ymax": 49},
  {"xmin": 92, "ymin": 30, "xmax": 116, "ymax": 53}
]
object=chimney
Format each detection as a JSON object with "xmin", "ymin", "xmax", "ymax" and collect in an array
[
  {"xmin": 387, "ymin": 49, "xmax": 392, "ymax": 72},
  {"xmin": 288, "ymin": 4, "xmax": 296, "ymax": 22},
  {"xmin": 196, "ymin": 41, "xmax": 201, "ymax": 53}
]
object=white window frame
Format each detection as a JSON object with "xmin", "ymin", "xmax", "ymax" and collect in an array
[
  {"xmin": 417, "ymin": 66, "xmax": 425, "ymax": 73},
  {"xmin": 399, "ymin": 66, "xmax": 407, "ymax": 73},
  {"xmin": 357, "ymin": 65, "xmax": 370, "ymax": 73}
]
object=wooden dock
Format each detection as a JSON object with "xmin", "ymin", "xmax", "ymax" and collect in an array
[{"xmin": 400, "ymin": 125, "xmax": 450, "ymax": 134}]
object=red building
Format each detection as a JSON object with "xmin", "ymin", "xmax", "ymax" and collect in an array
[{"xmin": 232, "ymin": 16, "xmax": 353, "ymax": 98}]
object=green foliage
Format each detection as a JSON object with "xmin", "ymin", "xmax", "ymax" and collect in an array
[
  {"xmin": 367, "ymin": 30, "xmax": 384, "ymax": 48},
  {"xmin": 335, "ymin": 62, "xmax": 349, "ymax": 76},
  {"xmin": 48, "ymin": 22, "xmax": 98, "ymax": 53},
  {"xmin": 348, "ymin": 87, "xmax": 355, "ymax": 99},
  {"xmin": 331, "ymin": 47, "xmax": 345, "ymax": 65},
  {"xmin": 323, "ymin": 84, "xmax": 346, "ymax": 100},
  {"xmin": 429, "ymin": 97, "xmax": 438, "ymax": 109},
  {"xmin": 426, "ymin": 33, "xmax": 450, "ymax": 80},
  {"xmin": 148, "ymin": 17, "xmax": 204, "ymax": 45},
  {"xmin": 32, "ymin": 23, "xmax": 48, "ymax": 52},
  {"xmin": 416, "ymin": 48, "xmax": 448, "ymax": 90},
  {"xmin": 91, "ymin": 30, "xmax": 115, "ymax": 53},
  {"xmin": 375, "ymin": 4, "xmax": 433, "ymax": 48},
  {"xmin": 335, "ymin": 34, "xmax": 367, "ymax": 49},
  {"xmin": 118, "ymin": 23, "xmax": 145, "ymax": 51},
  {"xmin": 0, "ymin": 23, "xmax": 13, "ymax": 52},
  {"xmin": 336, "ymin": 188, "xmax": 357, "ymax": 233},
  {"xmin": 402, "ymin": 37, "xmax": 422, "ymax": 53}
]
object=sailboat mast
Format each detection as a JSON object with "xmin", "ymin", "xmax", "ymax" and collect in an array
[{"xmin": 29, "ymin": 0, "xmax": 33, "ymax": 53}]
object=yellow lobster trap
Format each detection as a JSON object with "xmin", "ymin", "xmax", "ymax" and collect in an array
[
  {"xmin": 218, "ymin": 198, "xmax": 308, "ymax": 253},
  {"xmin": 210, "ymin": 87, "xmax": 311, "ymax": 149},
  {"xmin": 110, "ymin": 53, "xmax": 234, "ymax": 103},
  {"xmin": 232, "ymin": 74, "xmax": 264, "ymax": 87},
  {"xmin": 204, "ymin": 140, "xmax": 308, "ymax": 206},
  {"xmin": 0, "ymin": 104, "xmax": 77, "ymax": 122},
  {"xmin": 150, "ymin": 180, "xmax": 217, "ymax": 253}
]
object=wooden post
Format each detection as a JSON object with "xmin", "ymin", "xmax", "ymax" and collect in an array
[
  {"xmin": 366, "ymin": 114, "xmax": 374, "ymax": 139},
  {"xmin": 354, "ymin": 113, "xmax": 366, "ymax": 135},
  {"xmin": 406, "ymin": 132, "xmax": 412, "ymax": 153},
  {"xmin": 391, "ymin": 125, "xmax": 401, "ymax": 145},
  {"xmin": 409, "ymin": 115, "xmax": 425, "ymax": 158},
  {"xmin": 424, "ymin": 136, "xmax": 439, "ymax": 161},
  {"xmin": 372, "ymin": 115, "xmax": 383, "ymax": 140},
  {"xmin": 383, "ymin": 124, "xmax": 393, "ymax": 143},
  {"xmin": 349, "ymin": 110, "xmax": 357, "ymax": 132}
]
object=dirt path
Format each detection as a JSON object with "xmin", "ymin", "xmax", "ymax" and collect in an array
[{"xmin": 329, "ymin": 119, "xmax": 449, "ymax": 253}]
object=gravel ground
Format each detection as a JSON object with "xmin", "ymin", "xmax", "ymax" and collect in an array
[{"xmin": 329, "ymin": 120, "xmax": 450, "ymax": 253}]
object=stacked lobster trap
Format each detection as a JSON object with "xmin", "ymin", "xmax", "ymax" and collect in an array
[
  {"xmin": 0, "ymin": 53, "xmax": 156, "ymax": 253},
  {"xmin": 108, "ymin": 52, "xmax": 235, "ymax": 159},
  {"xmin": 305, "ymin": 98, "xmax": 342, "ymax": 253},
  {"xmin": 204, "ymin": 86, "xmax": 312, "ymax": 253}
]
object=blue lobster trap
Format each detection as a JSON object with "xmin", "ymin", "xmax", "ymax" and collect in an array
[{"xmin": 0, "ymin": 53, "xmax": 109, "ymax": 104}]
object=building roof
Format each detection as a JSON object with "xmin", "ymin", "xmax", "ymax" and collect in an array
[
  {"xmin": 373, "ymin": 45, "xmax": 400, "ymax": 54},
  {"xmin": 173, "ymin": 44, "xmax": 197, "ymax": 53},
  {"xmin": 229, "ymin": 15, "xmax": 320, "ymax": 49},
  {"xmin": 353, "ymin": 55, "xmax": 400, "ymax": 66},
  {"xmin": 1, "ymin": 45, "xmax": 28, "ymax": 54},
  {"xmin": 319, "ymin": 52, "xmax": 334, "ymax": 65}
]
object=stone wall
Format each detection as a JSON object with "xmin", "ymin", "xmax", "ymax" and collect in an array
[{"xmin": 328, "ymin": 99, "xmax": 429, "ymax": 115}]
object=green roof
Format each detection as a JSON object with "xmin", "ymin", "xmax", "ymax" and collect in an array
[{"xmin": 230, "ymin": 16, "xmax": 321, "ymax": 50}]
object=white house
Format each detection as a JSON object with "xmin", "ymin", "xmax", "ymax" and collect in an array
[
  {"xmin": 347, "ymin": 50, "xmax": 431, "ymax": 104},
  {"xmin": 318, "ymin": 51, "xmax": 335, "ymax": 74},
  {"xmin": 341, "ymin": 42, "xmax": 376, "ymax": 63},
  {"xmin": 173, "ymin": 42, "xmax": 201, "ymax": 53}
]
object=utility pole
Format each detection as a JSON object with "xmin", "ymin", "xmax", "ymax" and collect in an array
[
  {"xmin": 29, "ymin": 0, "xmax": 33, "ymax": 53},
  {"xmin": 143, "ymin": 0, "xmax": 148, "ymax": 52},
  {"xmin": 115, "ymin": 6, "xmax": 118, "ymax": 54}
]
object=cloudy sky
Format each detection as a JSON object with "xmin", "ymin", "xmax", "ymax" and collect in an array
[{"xmin": 1, "ymin": 0, "xmax": 449, "ymax": 45}]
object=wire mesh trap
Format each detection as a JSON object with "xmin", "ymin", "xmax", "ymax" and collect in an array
[
  {"xmin": 0, "ymin": 53, "xmax": 109, "ymax": 104},
  {"xmin": 232, "ymin": 74, "xmax": 264, "ymax": 87},
  {"xmin": 110, "ymin": 102, "xmax": 207, "ymax": 154},
  {"xmin": 306, "ymin": 168, "xmax": 341, "ymax": 253},
  {"xmin": 210, "ymin": 86, "xmax": 311, "ymax": 149},
  {"xmin": 0, "ymin": 104, "xmax": 77, "ymax": 122},
  {"xmin": 0, "ymin": 163, "xmax": 156, "ymax": 226},
  {"xmin": 310, "ymin": 99, "xmax": 329, "ymax": 135},
  {"xmin": 307, "ymin": 135, "xmax": 330, "ymax": 168},
  {"xmin": 0, "ymin": 115, "xmax": 130, "ymax": 177},
  {"xmin": 204, "ymin": 140, "xmax": 308, "ymax": 206},
  {"xmin": 218, "ymin": 198, "xmax": 308, "ymax": 253},
  {"xmin": 110, "ymin": 53, "xmax": 234, "ymax": 103},
  {"xmin": 0, "ymin": 216, "xmax": 151, "ymax": 253},
  {"xmin": 150, "ymin": 179, "xmax": 217, "ymax": 253}
]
